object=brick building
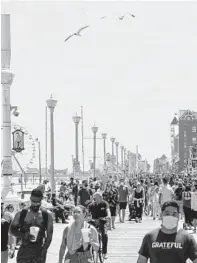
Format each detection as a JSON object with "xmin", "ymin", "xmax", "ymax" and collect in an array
[{"xmin": 171, "ymin": 110, "xmax": 197, "ymax": 172}]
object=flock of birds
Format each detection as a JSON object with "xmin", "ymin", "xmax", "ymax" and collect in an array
[{"xmin": 64, "ymin": 13, "xmax": 135, "ymax": 42}]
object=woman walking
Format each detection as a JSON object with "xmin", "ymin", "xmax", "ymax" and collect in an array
[
  {"xmin": 132, "ymin": 182, "xmax": 144, "ymax": 223},
  {"xmin": 58, "ymin": 205, "xmax": 99, "ymax": 263},
  {"xmin": 182, "ymin": 185, "xmax": 192, "ymax": 230},
  {"xmin": 103, "ymin": 183, "xmax": 119, "ymax": 229}
]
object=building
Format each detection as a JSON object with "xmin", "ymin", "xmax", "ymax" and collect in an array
[
  {"xmin": 170, "ymin": 110, "xmax": 197, "ymax": 172},
  {"xmin": 153, "ymin": 154, "xmax": 170, "ymax": 174}
]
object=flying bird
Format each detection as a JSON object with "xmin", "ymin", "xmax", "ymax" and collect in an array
[
  {"xmin": 129, "ymin": 14, "xmax": 135, "ymax": 18},
  {"xmin": 119, "ymin": 16, "xmax": 124, "ymax": 20},
  {"xmin": 64, "ymin": 25, "xmax": 90, "ymax": 42},
  {"xmin": 100, "ymin": 16, "xmax": 106, "ymax": 19}
]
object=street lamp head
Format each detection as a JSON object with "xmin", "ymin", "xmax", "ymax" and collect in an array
[
  {"xmin": 120, "ymin": 146, "xmax": 124, "ymax": 150},
  {"xmin": 92, "ymin": 125, "xmax": 98, "ymax": 134},
  {"xmin": 72, "ymin": 115, "xmax": 81, "ymax": 124},
  {"xmin": 110, "ymin": 137, "xmax": 116, "ymax": 143},
  {"xmin": 115, "ymin": 142, "xmax": 119, "ymax": 146},
  {"xmin": 46, "ymin": 95, "xmax": 57, "ymax": 110},
  {"xmin": 101, "ymin": 133, "xmax": 107, "ymax": 139}
]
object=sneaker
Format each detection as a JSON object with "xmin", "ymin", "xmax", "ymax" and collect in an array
[
  {"xmin": 194, "ymin": 229, "xmax": 196, "ymax": 234},
  {"xmin": 112, "ymin": 225, "xmax": 116, "ymax": 229},
  {"xmin": 103, "ymin": 254, "xmax": 108, "ymax": 259}
]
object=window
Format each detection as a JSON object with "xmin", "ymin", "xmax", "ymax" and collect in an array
[
  {"xmin": 184, "ymin": 131, "xmax": 187, "ymax": 137},
  {"xmin": 184, "ymin": 142, "xmax": 187, "ymax": 148},
  {"xmin": 192, "ymin": 137, "xmax": 197, "ymax": 144},
  {"xmin": 187, "ymin": 116, "xmax": 191, "ymax": 120},
  {"xmin": 184, "ymin": 152, "xmax": 188, "ymax": 159},
  {"xmin": 192, "ymin": 126, "xmax": 197, "ymax": 132}
]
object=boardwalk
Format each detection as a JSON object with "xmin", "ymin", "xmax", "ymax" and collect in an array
[{"xmin": 9, "ymin": 215, "xmax": 196, "ymax": 263}]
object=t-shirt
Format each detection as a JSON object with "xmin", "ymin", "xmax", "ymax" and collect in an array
[
  {"xmin": 174, "ymin": 187, "xmax": 184, "ymax": 201},
  {"xmin": 88, "ymin": 201, "xmax": 109, "ymax": 219},
  {"xmin": 78, "ymin": 188, "xmax": 92, "ymax": 207},
  {"xmin": 1, "ymin": 213, "xmax": 12, "ymax": 251},
  {"xmin": 118, "ymin": 186, "xmax": 129, "ymax": 202},
  {"xmin": 159, "ymin": 184, "xmax": 174, "ymax": 204},
  {"xmin": 138, "ymin": 228, "xmax": 197, "ymax": 263}
]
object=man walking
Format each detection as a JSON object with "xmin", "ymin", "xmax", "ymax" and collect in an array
[
  {"xmin": 9, "ymin": 188, "xmax": 53, "ymax": 263},
  {"xmin": 118, "ymin": 179, "xmax": 129, "ymax": 223}
]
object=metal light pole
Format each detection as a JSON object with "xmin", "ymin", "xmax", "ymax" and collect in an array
[
  {"xmin": 124, "ymin": 148, "xmax": 127, "ymax": 169},
  {"xmin": 115, "ymin": 141, "xmax": 119, "ymax": 166},
  {"xmin": 92, "ymin": 125, "xmax": 98, "ymax": 178},
  {"xmin": 120, "ymin": 146, "xmax": 124, "ymax": 169},
  {"xmin": 110, "ymin": 137, "xmax": 116, "ymax": 171},
  {"xmin": 72, "ymin": 114, "xmax": 81, "ymax": 174},
  {"xmin": 1, "ymin": 14, "xmax": 15, "ymax": 199},
  {"xmin": 127, "ymin": 151, "xmax": 131, "ymax": 177},
  {"xmin": 36, "ymin": 138, "xmax": 42, "ymax": 184},
  {"xmin": 101, "ymin": 133, "xmax": 107, "ymax": 166},
  {"xmin": 46, "ymin": 95, "xmax": 57, "ymax": 193},
  {"xmin": 136, "ymin": 145, "xmax": 139, "ymax": 177},
  {"xmin": 45, "ymin": 106, "xmax": 48, "ymax": 179}
]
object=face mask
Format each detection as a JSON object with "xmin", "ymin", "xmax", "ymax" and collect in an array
[
  {"xmin": 162, "ymin": 216, "xmax": 178, "ymax": 229},
  {"xmin": 120, "ymin": 182, "xmax": 124, "ymax": 186},
  {"xmin": 30, "ymin": 205, "xmax": 40, "ymax": 212}
]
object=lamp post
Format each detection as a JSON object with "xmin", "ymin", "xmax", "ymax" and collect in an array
[
  {"xmin": 110, "ymin": 137, "xmax": 115, "ymax": 171},
  {"xmin": 46, "ymin": 95, "xmax": 57, "ymax": 193},
  {"xmin": 101, "ymin": 133, "xmax": 107, "ymax": 166},
  {"xmin": 120, "ymin": 146, "xmax": 124, "ymax": 169},
  {"xmin": 115, "ymin": 141, "xmax": 119, "ymax": 166},
  {"xmin": 127, "ymin": 151, "xmax": 131, "ymax": 177},
  {"xmin": 124, "ymin": 148, "xmax": 127, "ymax": 169},
  {"xmin": 1, "ymin": 14, "xmax": 16, "ymax": 199},
  {"xmin": 72, "ymin": 114, "xmax": 81, "ymax": 175},
  {"xmin": 92, "ymin": 125, "xmax": 98, "ymax": 178},
  {"xmin": 35, "ymin": 138, "xmax": 42, "ymax": 184},
  {"xmin": 136, "ymin": 145, "xmax": 139, "ymax": 177}
]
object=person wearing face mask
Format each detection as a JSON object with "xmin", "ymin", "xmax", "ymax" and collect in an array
[
  {"xmin": 58, "ymin": 205, "xmax": 99, "ymax": 263},
  {"xmin": 9, "ymin": 188, "xmax": 54, "ymax": 263},
  {"xmin": 78, "ymin": 180, "xmax": 93, "ymax": 207},
  {"xmin": 137, "ymin": 201, "xmax": 197, "ymax": 263},
  {"xmin": 191, "ymin": 182, "xmax": 197, "ymax": 233}
]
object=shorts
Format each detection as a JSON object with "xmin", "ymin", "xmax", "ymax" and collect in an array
[
  {"xmin": 109, "ymin": 206, "xmax": 116, "ymax": 216},
  {"xmin": 192, "ymin": 210, "xmax": 197, "ymax": 219},
  {"xmin": 1, "ymin": 250, "xmax": 8, "ymax": 263},
  {"xmin": 119, "ymin": 202, "xmax": 127, "ymax": 210}
]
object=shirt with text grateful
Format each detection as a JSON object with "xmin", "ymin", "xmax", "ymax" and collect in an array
[{"xmin": 138, "ymin": 228, "xmax": 197, "ymax": 263}]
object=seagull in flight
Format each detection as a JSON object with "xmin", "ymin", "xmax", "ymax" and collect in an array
[
  {"xmin": 119, "ymin": 15, "xmax": 124, "ymax": 20},
  {"xmin": 100, "ymin": 16, "xmax": 106, "ymax": 19},
  {"xmin": 129, "ymin": 13, "xmax": 135, "ymax": 18},
  {"xmin": 64, "ymin": 25, "xmax": 90, "ymax": 42}
]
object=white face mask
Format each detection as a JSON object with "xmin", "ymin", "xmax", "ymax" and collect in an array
[{"xmin": 162, "ymin": 216, "xmax": 178, "ymax": 229}]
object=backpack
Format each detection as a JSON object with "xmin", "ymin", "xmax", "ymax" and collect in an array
[{"xmin": 19, "ymin": 209, "xmax": 48, "ymax": 231}]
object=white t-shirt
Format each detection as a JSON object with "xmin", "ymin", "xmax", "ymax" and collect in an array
[
  {"xmin": 159, "ymin": 184, "xmax": 174, "ymax": 204},
  {"xmin": 191, "ymin": 191, "xmax": 197, "ymax": 211}
]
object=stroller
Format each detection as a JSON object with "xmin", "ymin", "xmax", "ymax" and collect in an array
[{"xmin": 129, "ymin": 202, "xmax": 136, "ymax": 221}]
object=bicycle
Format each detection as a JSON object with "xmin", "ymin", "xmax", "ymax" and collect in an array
[{"xmin": 88, "ymin": 218, "xmax": 108, "ymax": 263}]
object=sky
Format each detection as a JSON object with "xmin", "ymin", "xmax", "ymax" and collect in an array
[{"xmin": 2, "ymin": 1, "xmax": 197, "ymax": 172}]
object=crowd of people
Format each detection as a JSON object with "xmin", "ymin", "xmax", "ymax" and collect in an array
[{"xmin": 1, "ymin": 172, "xmax": 197, "ymax": 263}]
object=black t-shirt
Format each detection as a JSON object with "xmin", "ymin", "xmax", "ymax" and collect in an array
[
  {"xmin": 78, "ymin": 188, "xmax": 93, "ymax": 207},
  {"xmin": 175, "ymin": 187, "xmax": 184, "ymax": 201},
  {"xmin": 88, "ymin": 200, "xmax": 109, "ymax": 219},
  {"xmin": 1, "ymin": 215, "xmax": 11, "ymax": 251},
  {"xmin": 138, "ymin": 228, "xmax": 197, "ymax": 263}
]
